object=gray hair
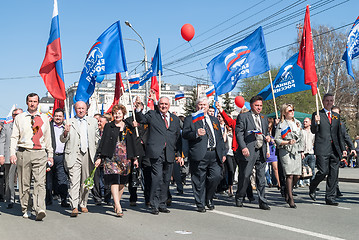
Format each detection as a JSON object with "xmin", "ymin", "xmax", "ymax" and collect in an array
[
  {"xmin": 195, "ymin": 97, "xmax": 208, "ymax": 106},
  {"xmin": 159, "ymin": 96, "xmax": 170, "ymax": 102},
  {"xmin": 12, "ymin": 108, "xmax": 23, "ymax": 114}
]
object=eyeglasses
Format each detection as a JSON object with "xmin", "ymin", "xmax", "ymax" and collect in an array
[
  {"xmin": 287, "ymin": 109, "xmax": 294, "ymax": 113},
  {"xmin": 31, "ymin": 116, "xmax": 39, "ymax": 135}
]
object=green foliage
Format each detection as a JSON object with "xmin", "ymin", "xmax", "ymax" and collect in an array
[{"xmin": 183, "ymin": 87, "xmax": 198, "ymax": 115}]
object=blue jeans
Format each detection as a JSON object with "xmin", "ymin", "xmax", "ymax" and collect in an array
[{"xmin": 303, "ymin": 154, "xmax": 316, "ymax": 182}]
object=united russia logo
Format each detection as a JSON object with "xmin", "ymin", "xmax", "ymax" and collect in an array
[{"xmin": 224, "ymin": 46, "xmax": 251, "ymax": 72}]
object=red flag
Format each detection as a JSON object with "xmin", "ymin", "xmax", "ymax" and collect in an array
[
  {"xmin": 147, "ymin": 75, "xmax": 160, "ymax": 110},
  {"xmin": 39, "ymin": 0, "xmax": 66, "ymax": 101},
  {"xmin": 106, "ymin": 73, "xmax": 125, "ymax": 113},
  {"xmin": 52, "ymin": 99, "xmax": 65, "ymax": 116},
  {"xmin": 297, "ymin": 5, "xmax": 318, "ymax": 96}
]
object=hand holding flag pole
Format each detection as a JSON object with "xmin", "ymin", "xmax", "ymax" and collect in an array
[{"xmin": 125, "ymin": 72, "xmax": 139, "ymax": 137}]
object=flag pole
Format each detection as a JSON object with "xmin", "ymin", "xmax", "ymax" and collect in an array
[
  {"xmin": 158, "ymin": 70, "xmax": 161, "ymax": 97},
  {"xmin": 316, "ymin": 87, "xmax": 324, "ymax": 109},
  {"xmin": 315, "ymin": 92, "xmax": 320, "ymax": 124},
  {"xmin": 64, "ymin": 98, "xmax": 70, "ymax": 124},
  {"xmin": 125, "ymin": 71, "xmax": 139, "ymax": 137},
  {"xmin": 268, "ymin": 70, "xmax": 279, "ymax": 119}
]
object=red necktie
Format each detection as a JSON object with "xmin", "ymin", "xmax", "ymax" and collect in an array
[
  {"xmin": 163, "ymin": 114, "xmax": 169, "ymax": 129},
  {"xmin": 327, "ymin": 112, "xmax": 332, "ymax": 124}
]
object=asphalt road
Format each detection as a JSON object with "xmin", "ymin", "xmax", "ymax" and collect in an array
[{"xmin": 0, "ymin": 178, "xmax": 358, "ymax": 240}]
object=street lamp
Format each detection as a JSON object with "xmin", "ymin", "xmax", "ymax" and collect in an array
[{"xmin": 125, "ymin": 21, "xmax": 149, "ymax": 110}]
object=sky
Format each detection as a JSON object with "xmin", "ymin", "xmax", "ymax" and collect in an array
[{"xmin": 0, "ymin": 0, "xmax": 357, "ymax": 116}]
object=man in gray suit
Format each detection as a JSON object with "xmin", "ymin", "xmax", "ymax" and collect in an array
[
  {"xmin": 0, "ymin": 108, "xmax": 23, "ymax": 209},
  {"xmin": 61, "ymin": 101, "xmax": 100, "ymax": 217},
  {"xmin": 235, "ymin": 95, "xmax": 271, "ymax": 210}
]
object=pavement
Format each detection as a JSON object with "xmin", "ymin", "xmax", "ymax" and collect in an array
[{"xmin": 0, "ymin": 168, "xmax": 358, "ymax": 240}]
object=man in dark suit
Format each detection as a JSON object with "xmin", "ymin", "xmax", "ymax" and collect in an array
[
  {"xmin": 309, "ymin": 93, "xmax": 345, "ymax": 206},
  {"xmin": 135, "ymin": 96, "xmax": 183, "ymax": 215},
  {"xmin": 46, "ymin": 108, "xmax": 70, "ymax": 207},
  {"xmin": 235, "ymin": 95, "xmax": 271, "ymax": 210},
  {"xmin": 182, "ymin": 97, "xmax": 225, "ymax": 213}
]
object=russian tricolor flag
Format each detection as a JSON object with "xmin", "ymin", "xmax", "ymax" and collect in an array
[
  {"xmin": 206, "ymin": 85, "xmax": 215, "ymax": 97},
  {"xmin": 281, "ymin": 126, "xmax": 291, "ymax": 139},
  {"xmin": 248, "ymin": 130, "xmax": 263, "ymax": 135},
  {"xmin": 128, "ymin": 74, "xmax": 140, "ymax": 84},
  {"xmin": 175, "ymin": 91, "xmax": 185, "ymax": 101},
  {"xmin": 39, "ymin": 0, "xmax": 66, "ymax": 101},
  {"xmin": 192, "ymin": 110, "xmax": 205, "ymax": 123}
]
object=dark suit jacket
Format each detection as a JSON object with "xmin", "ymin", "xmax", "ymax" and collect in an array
[
  {"xmin": 235, "ymin": 111, "xmax": 269, "ymax": 162},
  {"xmin": 311, "ymin": 109, "xmax": 344, "ymax": 156},
  {"xmin": 340, "ymin": 121, "xmax": 354, "ymax": 151},
  {"xmin": 124, "ymin": 116, "xmax": 149, "ymax": 158},
  {"xmin": 50, "ymin": 121, "xmax": 65, "ymax": 155},
  {"xmin": 136, "ymin": 109, "xmax": 182, "ymax": 162},
  {"xmin": 182, "ymin": 115, "xmax": 225, "ymax": 162},
  {"xmin": 95, "ymin": 121, "xmax": 137, "ymax": 159}
]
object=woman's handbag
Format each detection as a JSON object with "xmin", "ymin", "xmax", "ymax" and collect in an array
[
  {"xmin": 104, "ymin": 136, "xmax": 131, "ymax": 176},
  {"xmin": 301, "ymin": 165, "xmax": 313, "ymax": 179}
]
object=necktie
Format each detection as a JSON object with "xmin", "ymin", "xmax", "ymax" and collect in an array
[
  {"xmin": 80, "ymin": 119, "xmax": 88, "ymax": 153},
  {"xmin": 327, "ymin": 112, "xmax": 332, "ymax": 124},
  {"xmin": 254, "ymin": 114, "xmax": 263, "ymax": 148},
  {"xmin": 163, "ymin": 114, "xmax": 169, "ymax": 129},
  {"xmin": 204, "ymin": 119, "xmax": 215, "ymax": 148}
]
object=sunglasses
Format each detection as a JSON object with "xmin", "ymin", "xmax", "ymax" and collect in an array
[
  {"xmin": 287, "ymin": 109, "xmax": 294, "ymax": 113},
  {"xmin": 31, "ymin": 116, "xmax": 39, "ymax": 135}
]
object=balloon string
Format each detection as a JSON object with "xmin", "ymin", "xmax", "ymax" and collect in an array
[{"xmin": 188, "ymin": 42, "xmax": 210, "ymax": 84}]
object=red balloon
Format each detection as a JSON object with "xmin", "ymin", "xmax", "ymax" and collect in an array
[
  {"xmin": 181, "ymin": 24, "xmax": 195, "ymax": 42},
  {"xmin": 235, "ymin": 96, "xmax": 245, "ymax": 108}
]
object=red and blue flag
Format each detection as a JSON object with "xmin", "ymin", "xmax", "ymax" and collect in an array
[
  {"xmin": 128, "ymin": 74, "xmax": 140, "ymax": 84},
  {"xmin": 248, "ymin": 130, "xmax": 263, "ymax": 135},
  {"xmin": 175, "ymin": 91, "xmax": 185, "ymax": 101},
  {"xmin": 192, "ymin": 110, "xmax": 204, "ymax": 123},
  {"xmin": 39, "ymin": 0, "xmax": 66, "ymax": 101},
  {"xmin": 205, "ymin": 86, "xmax": 215, "ymax": 97},
  {"xmin": 281, "ymin": 126, "xmax": 291, "ymax": 139}
]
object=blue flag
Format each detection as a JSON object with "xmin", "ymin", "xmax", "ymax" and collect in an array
[
  {"xmin": 139, "ymin": 38, "xmax": 162, "ymax": 85},
  {"xmin": 207, "ymin": 26, "xmax": 270, "ymax": 96},
  {"xmin": 74, "ymin": 21, "xmax": 127, "ymax": 103},
  {"xmin": 257, "ymin": 53, "xmax": 311, "ymax": 100},
  {"xmin": 342, "ymin": 16, "xmax": 359, "ymax": 80}
]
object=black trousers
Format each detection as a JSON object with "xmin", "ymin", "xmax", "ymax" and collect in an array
[
  {"xmin": 310, "ymin": 153, "xmax": 340, "ymax": 202},
  {"xmin": 150, "ymin": 150, "xmax": 173, "ymax": 209},
  {"xmin": 91, "ymin": 165, "xmax": 111, "ymax": 204},
  {"xmin": 190, "ymin": 150, "xmax": 222, "ymax": 209},
  {"xmin": 236, "ymin": 150, "xmax": 268, "ymax": 205},
  {"xmin": 46, "ymin": 154, "xmax": 69, "ymax": 203}
]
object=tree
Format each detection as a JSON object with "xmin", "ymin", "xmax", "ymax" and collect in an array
[
  {"xmin": 183, "ymin": 87, "xmax": 198, "ymax": 115},
  {"xmin": 223, "ymin": 93, "xmax": 235, "ymax": 114}
]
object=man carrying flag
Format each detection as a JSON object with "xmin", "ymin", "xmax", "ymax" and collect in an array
[
  {"xmin": 207, "ymin": 27, "xmax": 270, "ymax": 96},
  {"xmin": 183, "ymin": 98, "xmax": 225, "ymax": 212}
]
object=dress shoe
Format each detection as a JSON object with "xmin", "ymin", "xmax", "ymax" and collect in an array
[
  {"xmin": 35, "ymin": 210, "xmax": 46, "ymax": 221},
  {"xmin": 326, "ymin": 200, "xmax": 339, "ymax": 206},
  {"xmin": 309, "ymin": 191, "xmax": 316, "ymax": 201},
  {"xmin": 159, "ymin": 208, "xmax": 170, "ymax": 213},
  {"xmin": 61, "ymin": 201, "xmax": 70, "ymax": 208},
  {"xmin": 235, "ymin": 198, "xmax": 243, "ymax": 207},
  {"xmin": 70, "ymin": 208, "xmax": 79, "ymax": 217},
  {"xmin": 151, "ymin": 208, "xmax": 159, "ymax": 215},
  {"xmin": 81, "ymin": 207, "xmax": 89, "ymax": 213},
  {"xmin": 248, "ymin": 196, "xmax": 255, "ymax": 203},
  {"xmin": 7, "ymin": 203, "xmax": 14, "ymax": 209},
  {"xmin": 197, "ymin": 207, "xmax": 206, "ymax": 213},
  {"xmin": 130, "ymin": 202, "xmax": 137, "ymax": 206},
  {"xmin": 259, "ymin": 204, "xmax": 271, "ymax": 210},
  {"xmin": 206, "ymin": 200, "xmax": 215, "ymax": 210},
  {"xmin": 289, "ymin": 204, "xmax": 297, "ymax": 209},
  {"xmin": 336, "ymin": 192, "xmax": 343, "ymax": 197}
]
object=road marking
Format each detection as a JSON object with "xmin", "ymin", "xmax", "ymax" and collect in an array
[
  {"xmin": 313, "ymin": 203, "xmax": 351, "ymax": 210},
  {"xmin": 211, "ymin": 210, "xmax": 345, "ymax": 240},
  {"xmin": 337, "ymin": 206, "xmax": 351, "ymax": 210}
]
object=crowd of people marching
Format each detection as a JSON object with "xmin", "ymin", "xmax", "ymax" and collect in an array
[{"xmin": 0, "ymin": 91, "xmax": 358, "ymax": 221}]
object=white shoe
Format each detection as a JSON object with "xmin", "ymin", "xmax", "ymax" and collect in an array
[
  {"xmin": 23, "ymin": 211, "xmax": 32, "ymax": 219},
  {"xmin": 36, "ymin": 210, "xmax": 46, "ymax": 221}
]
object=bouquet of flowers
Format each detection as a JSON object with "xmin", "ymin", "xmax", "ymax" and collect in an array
[{"xmin": 84, "ymin": 167, "xmax": 97, "ymax": 190}]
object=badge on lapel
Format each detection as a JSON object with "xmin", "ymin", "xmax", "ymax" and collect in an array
[
  {"xmin": 213, "ymin": 122, "xmax": 219, "ymax": 131},
  {"xmin": 261, "ymin": 115, "xmax": 264, "ymax": 119},
  {"xmin": 332, "ymin": 115, "xmax": 338, "ymax": 120},
  {"xmin": 170, "ymin": 117, "xmax": 173, "ymax": 122}
]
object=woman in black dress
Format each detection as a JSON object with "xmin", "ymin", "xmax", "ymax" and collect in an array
[{"xmin": 96, "ymin": 104, "xmax": 138, "ymax": 217}]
